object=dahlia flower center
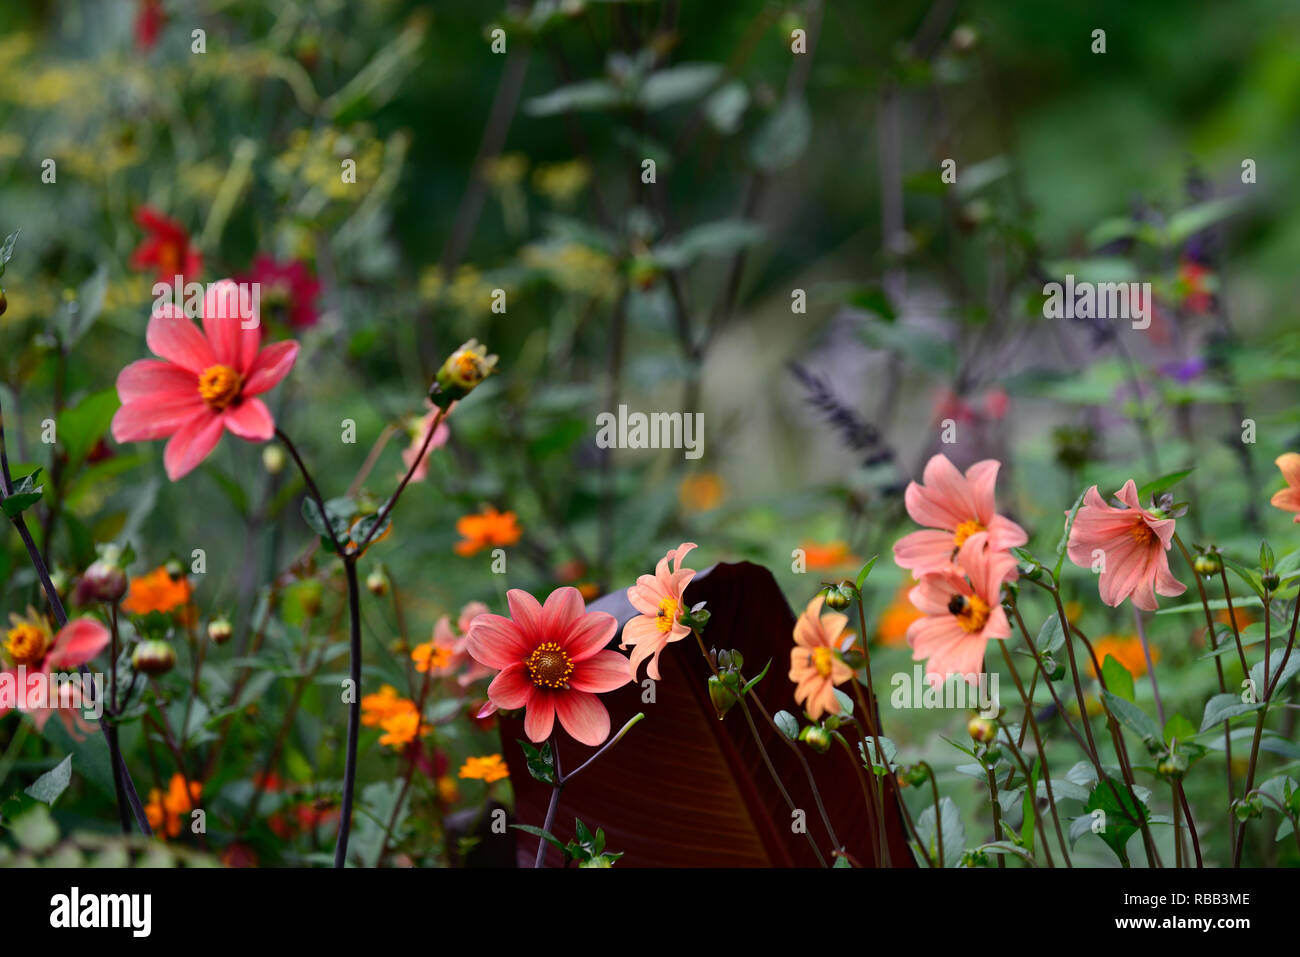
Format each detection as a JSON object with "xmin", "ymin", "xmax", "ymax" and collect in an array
[
  {"xmin": 4, "ymin": 623, "xmax": 48, "ymax": 666},
  {"xmin": 1130, "ymin": 523, "xmax": 1156, "ymax": 546},
  {"xmin": 451, "ymin": 351, "xmax": 486, "ymax": 385},
  {"xmin": 158, "ymin": 242, "xmax": 181, "ymax": 275},
  {"xmin": 656, "ymin": 597, "xmax": 679, "ymax": 633},
  {"xmin": 198, "ymin": 364, "xmax": 242, "ymax": 410},
  {"xmin": 948, "ymin": 593, "xmax": 991, "ymax": 633},
  {"xmin": 526, "ymin": 641, "xmax": 574, "ymax": 689},
  {"xmin": 953, "ymin": 519, "xmax": 986, "ymax": 547},
  {"xmin": 812, "ymin": 646, "xmax": 834, "ymax": 678}
]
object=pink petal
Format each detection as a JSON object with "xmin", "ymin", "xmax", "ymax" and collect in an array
[
  {"xmin": 242, "ymin": 341, "xmax": 299, "ymax": 397},
  {"xmin": 541, "ymin": 587, "xmax": 585, "ymax": 637},
  {"xmin": 569, "ymin": 650, "xmax": 633, "ymax": 694},
  {"xmin": 162, "ymin": 412, "xmax": 225, "ymax": 480},
  {"xmin": 222, "ymin": 398, "xmax": 274, "ymax": 441},
  {"xmin": 553, "ymin": 691, "xmax": 611, "ymax": 746},
  {"xmin": 893, "ymin": 528, "xmax": 958, "ymax": 575},
  {"xmin": 562, "ymin": 610, "xmax": 618, "ymax": 662},
  {"xmin": 202, "ymin": 279, "xmax": 261, "ymax": 373},
  {"xmin": 523, "ymin": 693, "xmax": 556, "ymax": 742},
  {"xmin": 965, "ymin": 459, "xmax": 1001, "ymax": 525},
  {"xmin": 111, "ymin": 396, "xmax": 207, "ymax": 443},
  {"xmin": 506, "ymin": 590, "xmax": 546, "ymax": 644},
  {"xmin": 146, "ymin": 304, "xmax": 215, "ymax": 374},
  {"xmin": 487, "ymin": 662, "xmax": 533, "ymax": 709},
  {"xmin": 47, "ymin": 618, "xmax": 110, "ymax": 669},
  {"xmin": 116, "ymin": 359, "xmax": 197, "ymax": 403},
  {"xmin": 466, "ymin": 614, "xmax": 531, "ymax": 671}
]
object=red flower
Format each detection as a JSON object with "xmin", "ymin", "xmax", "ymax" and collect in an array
[
  {"xmin": 240, "ymin": 255, "xmax": 322, "ymax": 329},
  {"xmin": 111, "ymin": 280, "xmax": 298, "ymax": 480},
  {"xmin": 466, "ymin": 587, "xmax": 631, "ymax": 746},
  {"xmin": 130, "ymin": 206, "xmax": 202, "ymax": 283},
  {"xmin": 135, "ymin": 0, "xmax": 166, "ymax": 52}
]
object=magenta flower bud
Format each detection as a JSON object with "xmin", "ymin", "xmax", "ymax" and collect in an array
[{"xmin": 74, "ymin": 559, "xmax": 128, "ymax": 604}]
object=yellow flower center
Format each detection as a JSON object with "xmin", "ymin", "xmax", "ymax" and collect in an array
[
  {"xmin": 197, "ymin": 364, "xmax": 242, "ymax": 411},
  {"xmin": 948, "ymin": 593, "xmax": 991, "ymax": 633},
  {"xmin": 1130, "ymin": 523, "xmax": 1156, "ymax": 546},
  {"xmin": 953, "ymin": 519, "xmax": 986, "ymax": 547},
  {"xmin": 526, "ymin": 642, "xmax": 574, "ymax": 689},
  {"xmin": 5, "ymin": 623, "xmax": 48, "ymax": 666},
  {"xmin": 656, "ymin": 597, "xmax": 679, "ymax": 634},
  {"xmin": 812, "ymin": 646, "xmax": 834, "ymax": 678},
  {"xmin": 451, "ymin": 351, "xmax": 485, "ymax": 386}
]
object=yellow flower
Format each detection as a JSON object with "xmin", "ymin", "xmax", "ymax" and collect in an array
[
  {"xmin": 459, "ymin": 754, "xmax": 509, "ymax": 783},
  {"xmin": 480, "ymin": 152, "xmax": 528, "ymax": 188},
  {"xmin": 532, "ymin": 159, "xmax": 590, "ymax": 204}
]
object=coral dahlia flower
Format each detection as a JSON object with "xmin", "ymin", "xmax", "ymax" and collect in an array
[
  {"xmin": 1270, "ymin": 453, "xmax": 1300, "ymax": 522},
  {"xmin": 894, "ymin": 454, "xmax": 1027, "ymax": 577},
  {"xmin": 466, "ymin": 587, "xmax": 630, "ymax": 746},
  {"xmin": 130, "ymin": 206, "xmax": 202, "ymax": 283},
  {"xmin": 1065, "ymin": 480, "xmax": 1186, "ymax": 612},
  {"xmin": 622, "ymin": 542, "xmax": 698, "ymax": 681},
  {"xmin": 905, "ymin": 533, "xmax": 1017, "ymax": 687},
  {"xmin": 110, "ymin": 280, "xmax": 299, "ymax": 480},
  {"xmin": 0, "ymin": 611, "xmax": 110, "ymax": 730},
  {"xmin": 241, "ymin": 254, "xmax": 321, "ymax": 329},
  {"xmin": 789, "ymin": 594, "xmax": 855, "ymax": 720}
]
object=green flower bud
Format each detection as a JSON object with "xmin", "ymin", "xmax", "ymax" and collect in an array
[
  {"xmin": 262, "ymin": 444, "xmax": 286, "ymax": 475},
  {"xmin": 1262, "ymin": 571, "xmax": 1280, "ymax": 592},
  {"xmin": 132, "ymin": 639, "xmax": 177, "ymax": 675},
  {"xmin": 366, "ymin": 567, "xmax": 390, "ymax": 597},
  {"xmin": 967, "ymin": 716, "xmax": 996, "ymax": 744},
  {"xmin": 1193, "ymin": 552, "xmax": 1221, "ymax": 577},
  {"xmin": 207, "ymin": 617, "xmax": 233, "ymax": 645},
  {"xmin": 1156, "ymin": 750, "xmax": 1189, "ymax": 780},
  {"xmin": 431, "ymin": 339, "xmax": 498, "ymax": 409},
  {"xmin": 799, "ymin": 725, "xmax": 832, "ymax": 754},
  {"xmin": 708, "ymin": 675, "xmax": 738, "ymax": 720},
  {"xmin": 906, "ymin": 764, "xmax": 930, "ymax": 788},
  {"xmin": 824, "ymin": 581, "xmax": 855, "ymax": 611}
]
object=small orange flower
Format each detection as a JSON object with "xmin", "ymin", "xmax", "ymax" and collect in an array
[
  {"xmin": 360, "ymin": 684, "xmax": 407, "ymax": 727},
  {"xmin": 678, "ymin": 472, "xmax": 726, "ymax": 512},
  {"xmin": 458, "ymin": 753, "xmax": 509, "ymax": 783},
  {"xmin": 1089, "ymin": 634, "xmax": 1157, "ymax": 679},
  {"xmin": 454, "ymin": 506, "xmax": 521, "ymax": 557},
  {"xmin": 122, "ymin": 567, "xmax": 193, "ymax": 617},
  {"xmin": 378, "ymin": 705, "xmax": 426, "ymax": 749},
  {"xmin": 436, "ymin": 775, "xmax": 460, "ymax": 803},
  {"xmin": 412, "ymin": 640, "xmax": 455, "ymax": 675},
  {"xmin": 145, "ymin": 772, "xmax": 201, "ymax": 839},
  {"xmin": 876, "ymin": 582, "xmax": 923, "ymax": 647},
  {"xmin": 1270, "ymin": 453, "xmax": 1300, "ymax": 523},
  {"xmin": 800, "ymin": 540, "xmax": 860, "ymax": 571}
]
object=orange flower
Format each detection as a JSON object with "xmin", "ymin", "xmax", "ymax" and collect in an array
[
  {"xmin": 876, "ymin": 582, "xmax": 923, "ymax": 647},
  {"xmin": 145, "ymin": 772, "xmax": 201, "ymax": 839},
  {"xmin": 789, "ymin": 595, "xmax": 855, "ymax": 720},
  {"xmin": 458, "ymin": 753, "xmax": 509, "ymax": 783},
  {"xmin": 436, "ymin": 776, "xmax": 460, "ymax": 803},
  {"xmin": 360, "ymin": 684, "xmax": 407, "ymax": 727},
  {"xmin": 1089, "ymin": 634, "xmax": 1157, "ymax": 678},
  {"xmin": 454, "ymin": 506, "xmax": 521, "ymax": 557},
  {"xmin": 122, "ymin": 567, "xmax": 193, "ymax": 617},
  {"xmin": 378, "ymin": 706, "xmax": 426, "ymax": 749},
  {"xmin": 1270, "ymin": 453, "xmax": 1300, "ymax": 523},
  {"xmin": 678, "ymin": 472, "xmax": 726, "ymax": 511},
  {"xmin": 800, "ymin": 540, "xmax": 860, "ymax": 571},
  {"xmin": 412, "ymin": 640, "xmax": 455, "ymax": 675}
]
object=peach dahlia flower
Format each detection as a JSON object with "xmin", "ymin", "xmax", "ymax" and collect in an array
[
  {"xmin": 789, "ymin": 594, "xmax": 855, "ymax": 720},
  {"xmin": 893, "ymin": 454, "xmax": 1027, "ymax": 577},
  {"xmin": 1065, "ymin": 480, "xmax": 1185, "ymax": 612},
  {"xmin": 1270, "ymin": 453, "xmax": 1300, "ymax": 522},
  {"xmin": 622, "ymin": 542, "xmax": 698, "ymax": 681}
]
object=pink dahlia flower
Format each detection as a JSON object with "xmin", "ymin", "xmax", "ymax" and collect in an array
[
  {"xmin": 466, "ymin": 587, "xmax": 631, "ymax": 746},
  {"xmin": 1, "ymin": 611, "xmax": 110, "ymax": 732},
  {"xmin": 893, "ymin": 454, "xmax": 1027, "ymax": 577},
  {"xmin": 1066, "ymin": 480, "xmax": 1185, "ymax": 612},
  {"xmin": 621, "ymin": 542, "xmax": 698, "ymax": 681},
  {"xmin": 111, "ymin": 280, "xmax": 299, "ymax": 481},
  {"xmin": 905, "ymin": 532, "xmax": 1017, "ymax": 687},
  {"xmin": 789, "ymin": 594, "xmax": 855, "ymax": 721},
  {"xmin": 241, "ymin": 254, "xmax": 322, "ymax": 330}
]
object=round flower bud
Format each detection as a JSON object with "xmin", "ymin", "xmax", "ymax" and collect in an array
[
  {"xmin": 262, "ymin": 445, "xmax": 286, "ymax": 475},
  {"xmin": 824, "ymin": 581, "xmax": 855, "ymax": 611},
  {"xmin": 1193, "ymin": 552, "xmax": 1222, "ymax": 577},
  {"xmin": 799, "ymin": 725, "xmax": 832, "ymax": 754},
  {"xmin": 1156, "ymin": 750, "xmax": 1189, "ymax": 780},
  {"xmin": 366, "ymin": 568, "xmax": 390, "ymax": 597},
  {"xmin": 207, "ymin": 617, "xmax": 233, "ymax": 645},
  {"xmin": 74, "ymin": 559, "xmax": 128, "ymax": 604},
  {"xmin": 164, "ymin": 558, "xmax": 185, "ymax": 580},
  {"xmin": 906, "ymin": 764, "xmax": 931, "ymax": 788},
  {"xmin": 950, "ymin": 24, "xmax": 979, "ymax": 52},
  {"xmin": 708, "ymin": 675, "xmax": 738, "ymax": 720},
  {"xmin": 579, "ymin": 854, "xmax": 615, "ymax": 868},
  {"xmin": 1041, "ymin": 653, "xmax": 1066, "ymax": 682},
  {"xmin": 967, "ymin": 716, "xmax": 996, "ymax": 744},
  {"xmin": 132, "ymin": 639, "xmax": 177, "ymax": 675},
  {"xmin": 431, "ymin": 339, "xmax": 498, "ymax": 409},
  {"xmin": 1262, "ymin": 571, "xmax": 1280, "ymax": 592}
]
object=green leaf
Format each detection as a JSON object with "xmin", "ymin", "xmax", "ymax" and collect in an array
[
  {"xmin": 23, "ymin": 755, "xmax": 72, "ymax": 806},
  {"xmin": 651, "ymin": 219, "xmax": 766, "ymax": 270},
  {"xmin": 638, "ymin": 63, "xmax": 722, "ymax": 110},
  {"xmin": 1198, "ymin": 692, "xmax": 1263, "ymax": 733},
  {"xmin": 300, "ymin": 496, "xmax": 355, "ymax": 544},
  {"xmin": 1021, "ymin": 759, "xmax": 1040, "ymax": 854},
  {"xmin": 1164, "ymin": 196, "xmax": 1243, "ymax": 247},
  {"xmin": 10, "ymin": 804, "xmax": 59, "ymax": 852},
  {"xmin": 832, "ymin": 853, "xmax": 852, "ymax": 868},
  {"xmin": 831, "ymin": 687, "xmax": 854, "ymax": 716},
  {"xmin": 740, "ymin": 658, "xmax": 771, "ymax": 695},
  {"xmin": 1083, "ymin": 779, "xmax": 1148, "ymax": 862},
  {"xmin": 1037, "ymin": 615, "xmax": 1065, "ymax": 656},
  {"xmin": 2, "ymin": 467, "xmax": 44, "ymax": 518},
  {"xmin": 512, "ymin": 824, "xmax": 566, "ymax": 853},
  {"xmin": 1222, "ymin": 556, "xmax": 1266, "ymax": 602},
  {"xmin": 1102, "ymin": 690, "xmax": 1159, "ymax": 745},
  {"xmin": 0, "ymin": 228, "xmax": 18, "ymax": 271},
  {"xmin": 56, "ymin": 389, "xmax": 120, "ymax": 476},
  {"xmin": 1136, "ymin": 468, "xmax": 1193, "ymax": 500},
  {"xmin": 351, "ymin": 510, "xmax": 392, "ymax": 548},
  {"xmin": 774, "ymin": 710, "xmax": 799, "ymax": 740},
  {"xmin": 1101, "ymin": 655, "xmax": 1135, "ymax": 703},
  {"xmin": 854, "ymin": 555, "xmax": 880, "ymax": 591},
  {"xmin": 748, "ymin": 98, "xmax": 811, "ymax": 172},
  {"xmin": 525, "ymin": 80, "xmax": 624, "ymax": 116},
  {"xmin": 916, "ymin": 796, "xmax": 965, "ymax": 867},
  {"xmin": 845, "ymin": 285, "xmax": 896, "ymax": 322},
  {"xmin": 518, "ymin": 739, "xmax": 557, "ymax": 785}
]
